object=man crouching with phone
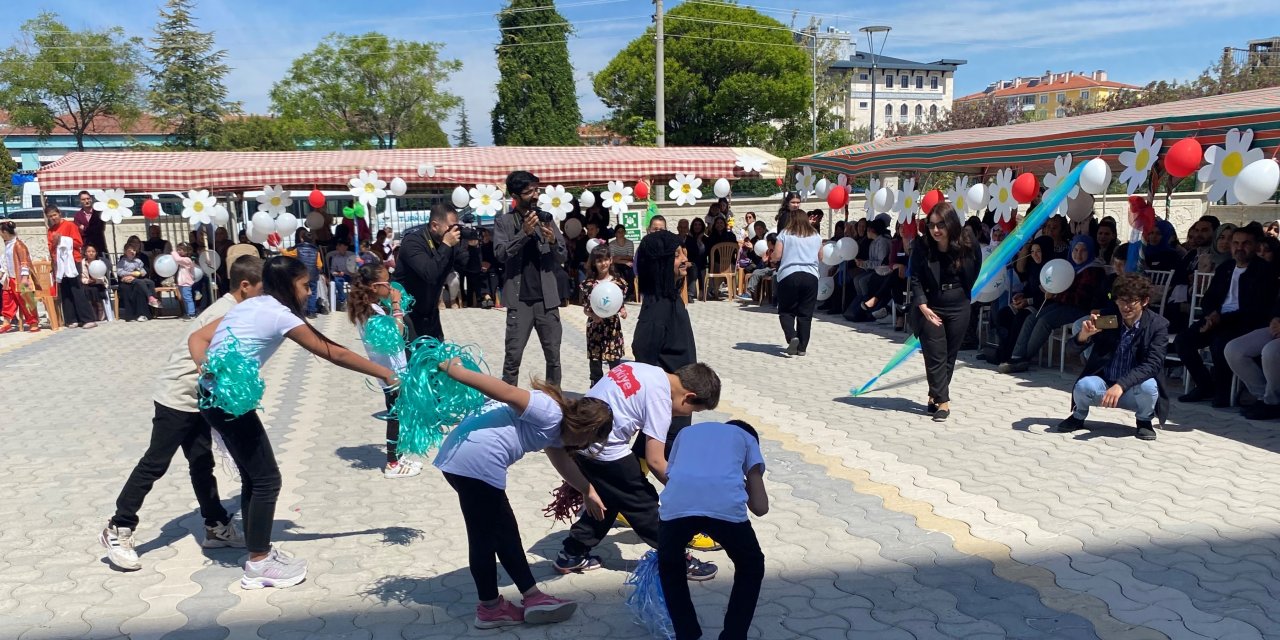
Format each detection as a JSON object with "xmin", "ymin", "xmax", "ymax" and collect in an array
[{"xmin": 1057, "ymin": 273, "xmax": 1169, "ymax": 441}]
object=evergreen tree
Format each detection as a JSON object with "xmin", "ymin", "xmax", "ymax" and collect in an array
[
  {"xmin": 456, "ymin": 103, "xmax": 476, "ymax": 147},
  {"xmin": 0, "ymin": 139, "xmax": 18, "ymax": 205},
  {"xmin": 149, "ymin": 0, "xmax": 237, "ymax": 148},
  {"xmin": 491, "ymin": 0, "xmax": 581, "ymax": 146}
]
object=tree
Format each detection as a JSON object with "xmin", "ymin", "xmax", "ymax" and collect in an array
[
  {"xmin": 492, "ymin": 0, "xmax": 581, "ymax": 145},
  {"xmin": 1065, "ymin": 48, "xmax": 1280, "ymax": 117},
  {"xmin": 456, "ymin": 103, "xmax": 476, "ymax": 147},
  {"xmin": 594, "ymin": 2, "xmax": 810, "ymax": 146},
  {"xmin": 399, "ymin": 118, "xmax": 450, "ymax": 148},
  {"xmin": 149, "ymin": 0, "xmax": 238, "ymax": 148},
  {"xmin": 214, "ymin": 115, "xmax": 298, "ymax": 151},
  {"xmin": 270, "ymin": 32, "xmax": 461, "ymax": 149},
  {"xmin": 0, "ymin": 13, "xmax": 146, "ymax": 152},
  {"xmin": 0, "ymin": 139, "xmax": 18, "ymax": 204}
]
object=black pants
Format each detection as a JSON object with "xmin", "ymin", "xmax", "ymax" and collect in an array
[
  {"xmin": 502, "ymin": 297, "xmax": 562, "ymax": 385},
  {"xmin": 384, "ymin": 388, "xmax": 400, "ymax": 464},
  {"xmin": 776, "ymin": 273, "xmax": 818, "ymax": 352},
  {"xmin": 562, "ymin": 454, "xmax": 661, "ymax": 555},
  {"xmin": 112, "ymin": 402, "xmax": 230, "ymax": 530},
  {"xmin": 919, "ymin": 288, "xmax": 971, "ymax": 404},
  {"xmin": 659, "ymin": 517, "xmax": 765, "ymax": 640},
  {"xmin": 995, "ymin": 306, "xmax": 1031, "ymax": 363},
  {"xmin": 616, "ymin": 264, "xmax": 636, "ymax": 301},
  {"xmin": 444, "ymin": 472, "xmax": 536, "ymax": 601},
  {"xmin": 1175, "ymin": 314, "xmax": 1253, "ymax": 400},
  {"xmin": 200, "ymin": 406, "xmax": 281, "ymax": 554},
  {"xmin": 686, "ymin": 263, "xmax": 704, "ymax": 300},
  {"xmin": 589, "ymin": 359, "xmax": 621, "ymax": 387},
  {"xmin": 58, "ymin": 276, "xmax": 95, "ymax": 325},
  {"xmin": 118, "ymin": 279, "xmax": 156, "ymax": 321}
]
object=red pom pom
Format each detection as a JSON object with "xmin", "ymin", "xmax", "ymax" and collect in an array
[
  {"xmin": 1128, "ymin": 196, "xmax": 1155, "ymax": 231},
  {"xmin": 1011, "ymin": 173, "xmax": 1037, "ymax": 204},
  {"xmin": 543, "ymin": 482, "xmax": 583, "ymax": 523}
]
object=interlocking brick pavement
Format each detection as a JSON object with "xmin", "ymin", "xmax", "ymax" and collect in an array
[{"xmin": 3, "ymin": 298, "xmax": 1280, "ymax": 639}]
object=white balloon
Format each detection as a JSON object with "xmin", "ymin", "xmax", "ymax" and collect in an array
[
  {"xmin": 389, "ymin": 177, "xmax": 408, "ymax": 197},
  {"xmin": 1233, "ymin": 158, "xmax": 1280, "ymax": 206},
  {"xmin": 836, "ymin": 237, "xmax": 857, "ymax": 261},
  {"xmin": 191, "ymin": 266, "xmax": 205, "ymax": 283},
  {"xmin": 966, "ymin": 183, "xmax": 987, "ymax": 212},
  {"xmin": 975, "ymin": 268, "xmax": 1007, "ymax": 303},
  {"xmin": 275, "ymin": 213, "xmax": 300, "ymax": 238},
  {"xmin": 154, "ymin": 255, "xmax": 178, "ymax": 278},
  {"xmin": 88, "ymin": 259, "xmax": 108, "ymax": 279},
  {"xmin": 211, "ymin": 204, "xmax": 230, "ymax": 226},
  {"xmin": 247, "ymin": 224, "xmax": 270, "ymax": 244},
  {"xmin": 564, "ymin": 218, "xmax": 583, "ymax": 239},
  {"xmin": 873, "ymin": 187, "xmax": 896, "ymax": 212},
  {"xmin": 451, "ymin": 186, "xmax": 470, "ymax": 209},
  {"xmin": 586, "ymin": 238, "xmax": 603, "ymax": 253},
  {"xmin": 445, "ymin": 271, "xmax": 460, "ymax": 296},
  {"xmin": 305, "ymin": 210, "xmax": 326, "ymax": 231},
  {"xmin": 251, "ymin": 210, "xmax": 277, "ymax": 235},
  {"xmin": 713, "ymin": 178, "xmax": 731, "ymax": 199},
  {"xmin": 1039, "ymin": 258, "xmax": 1076, "ymax": 294},
  {"xmin": 579, "ymin": 190, "xmax": 596, "ymax": 209},
  {"xmin": 814, "ymin": 178, "xmax": 830, "ymax": 199},
  {"xmin": 1065, "ymin": 192, "xmax": 1095, "ymax": 223},
  {"xmin": 198, "ymin": 250, "xmax": 221, "ymax": 272},
  {"xmin": 816, "ymin": 276, "xmax": 835, "ymax": 301},
  {"xmin": 589, "ymin": 280, "xmax": 625, "ymax": 318},
  {"xmin": 754, "ymin": 239, "xmax": 768, "ymax": 257},
  {"xmin": 821, "ymin": 243, "xmax": 843, "ymax": 266},
  {"xmin": 1079, "ymin": 158, "xmax": 1112, "ymax": 195}
]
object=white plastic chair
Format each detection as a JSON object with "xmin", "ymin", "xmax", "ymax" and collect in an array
[{"xmin": 1144, "ymin": 269, "xmax": 1174, "ymax": 318}]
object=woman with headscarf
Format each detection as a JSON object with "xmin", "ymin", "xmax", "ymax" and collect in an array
[
  {"xmin": 999, "ymin": 235, "xmax": 1107, "ymax": 373},
  {"xmin": 1138, "ymin": 219, "xmax": 1180, "ymax": 273},
  {"xmin": 993, "ymin": 236, "xmax": 1053, "ymax": 365},
  {"xmin": 1199, "ymin": 223, "xmax": 1237, "ymax": 273}
]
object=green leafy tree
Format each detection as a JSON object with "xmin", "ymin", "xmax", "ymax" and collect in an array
[
  {"xmin": 594, "ymin": 2, "xmax": 810, "ymax": 146},
  {"xmin": 0, "ymin": 13, "xmax": 146, "ymax": 152},
  {"xmin": 491, "ymin": 0, "xmax": 581, "ymax": 145},
  {"xmin": 456, "ymin": 103, "xmax": 476, "ymax": 147},
  {"xmin": 214, "ymin": 115, "xmax": 298, "ymax": 150},
  {"xmin": 270, "ymin": 32, "xmax": 461, "ymax": 149},
  {"xmin": 399, "ymin": 118, "xmax": 450, "ymax": 148},
  {"xmin": 149, "ymin": 0, "xmax": 238, "ymax": 148},
  {"xmin": 0, "ymin": 139, "xmax": 18, "ymax": 204}
]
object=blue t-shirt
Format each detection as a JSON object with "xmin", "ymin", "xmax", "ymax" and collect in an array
[
  {"xmin": 432, "ymin": 391, "xmax": 563, "ymax": 490},
  {"xmin": 659, "ymin": 422, "xmax": 765, "ymax": 523}
]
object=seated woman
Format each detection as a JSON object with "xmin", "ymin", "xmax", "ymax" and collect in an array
[
  {"xmin": 999, "ymin": 235, "xmax": 1107, "ymax": 373},
  {"xmin": 116, "ymin": 242, "xmax": 160, "ymax": 321}
]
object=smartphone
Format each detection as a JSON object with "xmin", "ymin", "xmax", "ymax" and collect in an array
[{"xmin": 1096, "ymin": 315, "xmax": 1119, "ymax": 330}]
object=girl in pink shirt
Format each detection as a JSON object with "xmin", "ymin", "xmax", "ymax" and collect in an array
[{"xmin": 172, "ymin": 243, "xmax": 197, "ymax": 319}]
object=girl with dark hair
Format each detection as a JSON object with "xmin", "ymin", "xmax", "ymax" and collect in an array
[
  {"xmin": 910, "ymin": 203, "xmax": 979, "ymax": 421},
  {"xmin": 776, "ymin": 191, "xmax": 803, "ymax": 230},
  {"xmin": 581, "ymin": 246, "xmax": 629, "ymax": 386},
  {"xmin": 774, "ymin": 205, "xmax": 822, "ymax": 356},
  {"xmin": 706, "ymin": 215, "xmax": 737, "ymax": 248},
  {"xmin": 1095, "ymin": 218, "xmax": 1119, "ymax": 268},
  {"xmin": 188, "ymin": 256, "xmax": 397, "ymax": 590},
  {"xmin": 684, "ymin": 218, "xmax": 708, "ymax": 301}
]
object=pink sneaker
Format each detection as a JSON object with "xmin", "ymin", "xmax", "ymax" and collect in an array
[
  {"xmin": 474, "ymin": 596, "xmax": 523, "ymax": 629},
  {"xmin": 522, "ymin": 591, "xmax": 577, "ymax": 624}
]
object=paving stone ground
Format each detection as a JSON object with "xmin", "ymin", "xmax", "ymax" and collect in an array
[{"xmin": 2, "ymin": 297, "xmax": 1280, "ymax": 639}]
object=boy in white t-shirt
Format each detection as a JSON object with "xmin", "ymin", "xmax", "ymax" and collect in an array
[
  {"xmin": 658, "ymin": 419, "xmax": 769, "ymax": 640},
  {"xmin": 545, "ymin": 361, "xmax": 722, "ymax": 580}
]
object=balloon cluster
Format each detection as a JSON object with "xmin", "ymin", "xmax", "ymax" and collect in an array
[
  {"xmin": 391, "ymin": 338, "xmax": 488, "ymax": 456},
  {"xmin": 625, "ymin": 551, "xmax": 676, "ymax": 640},
  {"xmin": 198, "ymin": 332, "xmax": 265, "ymax": 418}
]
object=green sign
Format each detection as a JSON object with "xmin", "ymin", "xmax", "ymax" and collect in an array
[{"xmin": 622, "ymin": 210, "xmax": 642, "ymax": 242}]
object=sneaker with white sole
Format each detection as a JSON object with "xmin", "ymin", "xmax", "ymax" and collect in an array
[
  {"xmin": 475, "ymin": 596, "xmax": 524, "ymax": 629},
  {"xmin": 522, "ymin": 591, "xmax": 577, "ymax": 624},
  {"xmin": 100, "ymin": 523, "xmax": 141, "ymax": 571},
  {"xmin": 383, "ymin": 460, "xmax": 422, "ymax": 478},
  {"xmin": 203, "ymin": 520, "xmax": 246, "ymax": 548},
  {"xmin": 241, "ymin": 548, "xmax": 307, "ymax": 589}
]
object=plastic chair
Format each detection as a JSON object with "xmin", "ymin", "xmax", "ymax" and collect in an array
[
  {"xmin": 703, "ymin": 242, "xmax": 739, "ymax": 301},
  {"xmin": 1143, "ymin": 269, "xmax": 1174, "ymax": 318},
  {"xmin": 29, "ymin": 260, "xmax": 62, "ymax": 330}
]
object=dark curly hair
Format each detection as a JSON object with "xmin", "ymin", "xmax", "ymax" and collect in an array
[{"xmin": 1111, "ymin": 272, "xmax": 1152, "ymax": 302}]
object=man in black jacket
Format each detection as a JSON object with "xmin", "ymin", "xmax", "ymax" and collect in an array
[
  {"xmin": 395, "ymin": 206, "xmax": 467, "ymax": 341},
  {"xmin": 1059, "ymin": 273, "xmax": 1169, "ymax": 441},
  {"xmin": 1174, "ymin": 225, "xmax": 1279, "ymax": 407}
]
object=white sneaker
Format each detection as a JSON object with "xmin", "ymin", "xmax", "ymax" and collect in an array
[
  {"xmin": 383, "ymin": 460, "xmax": 422, "ymax": 479},
  {"xmin": 136, "ymin": 316, "xmax": 148, "ymax": 322},
  {"xmin": 100, "ymin": 523, "xmax": 141, "ymax": 571},
  {"xmin": 241, "ymin": 548, "xmax": 307, "ymax": 590},
  {"xmin": 203, "ymin": 521, "xmax": 247, "ymax": 548}
]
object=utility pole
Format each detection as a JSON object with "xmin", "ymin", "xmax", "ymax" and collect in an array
[
  {"xmin": 811, "ymin": 32, "xmax": 818, "ymax": 152},
  {"xmin": 654, "ymin": 0, "xmax": 665, "ymax": 147}
]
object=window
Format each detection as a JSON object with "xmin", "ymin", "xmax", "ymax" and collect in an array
[
  {"xmin": 1023, "ymin": 95, "xmax": 1035, "ymax": 106},
  {"xmin": 858, "ymin": 101, "xmax": 868, "ymax": 108},
  {"xmin": 930, "ymin": 76, "xmax": 939, "ymax": 90},
  {"xmin": 1080, "ymin": 90, "xmax": 1090, "ymax": 101},
  {"xmin": 915, "ymin": 76, "xmax": 924, "ymax": 89},
  {"xmin": 1057, "ymin": 92, "xmax": 1066, "ymax": 104},
  {"xmin": 915, "ymin": 105, "xmax": 924, "ymax": 122},
  {"xmin": 1055, "ymin": 108, "xmax": 1065, "ymax": 118},
  {"xmin": 929, "ymin": 104, "xmax": 938, "ymax": 120},
  {"xmin": 886, "ymin": 74, "xmax": 894, "ymax": 88},
  {"xmin": 884, "ymin": 103, "xmax": 893, "ymax": 121},
  {"xmin": 899, "ymin": 104, "xmax": 908, "ymax": 122},
  {"xmin": 859, "ymin": 73, "xmax": 869, "ymax": 81},
  {"xmin": 899, "ymin": 74, "xmax": 908, "ymax": 88},
  {"xmin": 1039, "ymin": 94, "xmax": 1048, "ymax": 104}
]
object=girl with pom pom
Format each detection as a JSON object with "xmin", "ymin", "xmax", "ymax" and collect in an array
[
  {"xmin": 431, "ymin": 359, "xmax": 615, "ymax": 629},
  {"xmin": 346, "ymin": 263, "xmax": 419, "ymax": 479},
  {"xmin": 188, "ymin": 256, "xmax": 398, "ymax": 590}
]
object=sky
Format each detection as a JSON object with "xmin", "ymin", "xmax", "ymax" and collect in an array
[{"xmin": 4, "ymin": 0, "xmax": 1278, "ymax": 146}]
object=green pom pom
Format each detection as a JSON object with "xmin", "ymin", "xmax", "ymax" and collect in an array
[
  {"xmin": 384, "ymin": 282, "xmax": 415, "ymax": 315},
  {"xmin": 199, "ymin": 331, "xmax": 264, "ymax": 418},
  {"xmin": 391, "ymin": 337, "xmax": 488, "ymax": 456},
  {"xmin": 364, "ymin": 313, "xmax": 406, "ymax": 356}
]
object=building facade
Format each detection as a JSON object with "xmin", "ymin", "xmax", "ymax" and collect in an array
[
  {"xmin": 954, "ymin": 70, "xmax": 1142, "ymax": 120},
  {"xmin": 824, "ymin": 35, "xmax": 966, "ymax": 136},
  {"xmin": 1, "ymin": 112, "xmax": 167, "ymax": 171}
]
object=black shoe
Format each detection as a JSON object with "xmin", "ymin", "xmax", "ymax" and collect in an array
[
  {"xmin": 926, "ymin": 401, "xmax": 938, "ymax": 414},
  {"xmin": 785, "ymin": 337, "xmax": 800, "ymax": 357},
  {"xmin": 1135, "ymin": 420, "xmax": 1157, "ymax": 441},
  {"xmin": 553, "ymin": 551, "xmax": 603, "ymax": 574},
  {"xmin": 997, "ymin": 360, "xmax": 1029, "ymax": 374},
  {"xmin": 336, "ymin": 302, "xmax": 346, "ymax": 312},
  {"xmin": 1178, "ymin": 388, "xmax": 1214, "ymax": 403},
  {"xmin": 1243, "ymin": 403, "xmax": 1280, "ymax": 420},
  {"xmin": 1057, "ymin": 415, "xmax": 1085, "ymax": 433},
  {"xmin": 932, "ymin": 408, "xmax": 950, "ymax": 422}
]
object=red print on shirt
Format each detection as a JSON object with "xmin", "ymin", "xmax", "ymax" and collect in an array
[{"xmin": 607, "ymin": 364, "xmax": 642, "ymax": 398}]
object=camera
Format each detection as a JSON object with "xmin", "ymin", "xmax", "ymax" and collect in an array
[
  {"xmin": 536, "ymin": 210, "xmax": 553, "ymax": 223},
  {"xmin": 458, "ymin": 212, "xmax": 480, "ymax": 241}
]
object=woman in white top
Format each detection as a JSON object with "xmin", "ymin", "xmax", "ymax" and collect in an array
[
  {"xmin": 773, "ymin": 210, "xmax": 822, "ymax": 356},
  {"xmin": 189, "ymin": 256, "xmax": 397, "ymax": 590}
]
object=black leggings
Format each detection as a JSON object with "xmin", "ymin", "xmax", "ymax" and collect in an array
[
  {"xmin": 659, "ymin": 516, "xmax": 765, "ymax": 640},
  {"xmin": 383, "ymin": 388, "xmax": 400, "ymax": 464},
  {"xmin": 588, "ymin": 359, "xmax": 621, "ymax": 387},
  {"xmin": 200, "ymin": 406, "xmax": 281, "ymax": 554},
  {"xmin": 444, "ymin": 472, "xmax": 536, "ymax": 601},
  {"xmin": 776, "ymin": 272, "xmax": 818, "ymax": 351}
]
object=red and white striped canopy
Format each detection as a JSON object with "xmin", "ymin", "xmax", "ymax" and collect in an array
[{"xmin": 36, "ymin": 146, "xmax": 785, "ymax": 192}]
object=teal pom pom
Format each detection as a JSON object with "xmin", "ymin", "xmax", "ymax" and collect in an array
[
  {"xmin": 364, "ymin": 313, "xmax": 406, "ymax": 356},
  {"xmin": 391, "ymin": 337, "xmax": 488, "ymax": 456},
  {"xmin": 198, "ymin": 331, "xmax": 264, "ymax": 418},
  {"xmin": 386, "ymin": 282, "xmax": 415, "ymax": 315},
  {"xmin": 625, "ymin": 551, "xmax": 675, "ymax": 639}
]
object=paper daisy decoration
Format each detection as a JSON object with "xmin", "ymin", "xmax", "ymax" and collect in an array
[
  {"xmin": 468, "ymin": 184, "xmax": 504, "ymax": 218},
  {"xmin": 945, "ymin": 176, "xmax": 970, "ymax": 213},
  {"xmin": 1118, "ymin": 127, "xmax": 1163, "ymax": 195},
  {"xmin": 349, "ymin": 169, "xmax": 388, "ymax": 210},
  {"xmin": 895, "ymin": 178, "xmax": 919, "ymax": 223},
  {"xmin": 256, "ymin": 185, "xmax": 293, "ymax": 217},
  {"xmin": 988, "ymin": 169, "xmax": 1018, "ymax": 224},
  {"xmin": 1199, "ymin": 128, "xmax": 1265, "ymax": 205},
  {"xmin": 182, "ymin": 189, "xmax": 216, "ymax": 228},
  {"xmin": 92, "ymin": 188, "xmax": 134, "ymax": 224},
  {"xmin": 794, "ymin": 166, "xmax": 815, "ymax": 196},
  {"xmin": 864, "ymin": 178, "xmax": 882, "ymax": 219},
  {"xmin": 734, "ymin": 155, "xmax": 765, "ymax": 174},
  {"xmin": 668, "ymin": 172, "xmax": 703, "ymax": 206},
  {"xmin": 417, "ymin": 163, "xmax": 436, "ymax": 178},
  {"xmin": 1042, "ymin": 154, "xmax": 1080, "ymax": 217},
  {"xmin": 603, "ymin": 180, "xmax": 634, "ymax": 215},
  {"xmin": 537, "ymin": 185, "xmax": 573, "ymax": 222}
]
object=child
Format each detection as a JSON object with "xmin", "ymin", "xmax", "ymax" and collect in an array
[
  {"xmin": 188, "ymin": 256, "xmax": 398, "ymax": 589},
  {"xmin": 658, "ymin": 420, "xmax": 768, "ymax": 640},
  {"xmin": 294, "ymin": 230, "xmax": 322, "ymax": 318},
  {"xmin": 80, "ymin": 245, "xmax": 109, "ymax": 321},
  {"xmin": 116, "ymin": 242, "xmax": 161, "ymax": 321},
  {"xmin": 99, "ymin": 255, "xmax": 265, "ymax": 571},
  {"xmin": 326, "ymin": 239, "xmax": 355, "ymax": 312},
  {"xmin": 432, "ymin": 359, "xmax": 615, "ymax": 628},
  {"xmin": 171, "ymin": 242, "xmax": 197, "ymax": 319},
  {"xmin": 346, "ymin": 263, "xmax": 420, "ymax": 479},
  {"xmin": 581, "ymin": 246, "xmax": 629, "ymax": 386}
]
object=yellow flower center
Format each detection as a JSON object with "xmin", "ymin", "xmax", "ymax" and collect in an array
[
  {"xmin": 613, "ymin": 193, "xmax": 623, "ymax": 203},
  {"xmin": 1136, "ymin": 149, "xmax": 1150, "ymax": 171},
  {"xmin": 999, "ymin": 188, "xmax": 1009, "ymax": 202},
  {"xmin": 481, "ymin": 195, "xmax": 491, "ymax": 205},
  {"xmin": 681, "ymin": 184, "xmax": 691, "ymax": 194},
  {"xmin": 107, "ymin": 199, "xmax": 119, "ymax": 209},
  {"xmin": 271, "ymin": 196, "xmax": 282, "ymax": 206},
  {"xmin": 364, "ymin": 183, "xmax": 375, "ymax": 193},
  {"xmin": 551, "ymin": 197, "xmax": 561, "ymax": 208},
  {"xmin": 194, "ymin": 202, "xmax": 204, "ymax": 212},
  {"xmin": 905, "ymin": 197, "xmax": 915, "ymax": 208},
  {"xmin": 1222, "ymin": 151, "xmax": 1244, "ymax": 177},
  {"xmin": 957, "ymin": 196, "xmax": 966, "ymax": 208}
]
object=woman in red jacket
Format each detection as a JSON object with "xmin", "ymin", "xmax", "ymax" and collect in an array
[{"xmin": 45, "ymin": 204, "xmax": 97, "ymax": 328}]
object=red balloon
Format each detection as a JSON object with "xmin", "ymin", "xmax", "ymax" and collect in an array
[
  {"xmin": 141, "ymin": 199, "xmax": 160, "ymax": 219},
  {"xmin": 634, "ymin": 180, "xmax": 650, "ymax": 201},
  {"xmin": 826, "ymin": 185, "xmax": 848, "ymax": 209},
  {"xmin": 920, "ymin": 189, "xmax": 943, "ymax": 214},
  {"xmin": 1164, "ymin": 138, "xmax": 1203, "ymax": 179},
  {"xmin": 1011, "ymin": 173, "xmax": 1037, "ymax": 204},
  {"xmin": 775, "ymin": 178, "xmax": 784, "ymax": 186},
  {"xmin": 309, "ymin": 189, "xmax": 326, "ymax": 209}
]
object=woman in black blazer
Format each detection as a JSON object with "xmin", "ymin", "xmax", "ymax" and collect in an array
[{"xmin": 910, "ymin": 203, "xmax": 980, "ymax": 421}]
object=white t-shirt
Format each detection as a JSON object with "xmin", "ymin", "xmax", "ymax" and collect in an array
[
  {"xmin": 1221, "ymin": 265, "xmax": 1245, "ymax": 313},
  {"xmin": 660, "ymin": 422, "xmax": 765, "ymax": 523},
  {"xmin": 776, "ymin": 231, "xmax": 821, "ymax": 282},
  {"xmin": 359, "ymin": 306, "xmax": 408, "ymax": 389},
  {"xmin": 581, "ymin": 362, "xmax": 672, "ymax": 462},
  {"xmin": 432, "ymin": 392, "xmax": 563, "ymax": 489},
  {"xmin": 153, "ymin": 294, "xmax": 238, "ymax": 412},
  {"xmin": 208, "ymin": 295, "xmax": 304, "ymax": 368}
]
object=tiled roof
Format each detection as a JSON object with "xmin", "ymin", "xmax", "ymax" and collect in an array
[
  {"xmin": 956, "ymin": 75, "xmax": 1142, "ymax": 102},
  {"xmin": 0, "ymin": 112, "xmax": 169, "ymax": 136}
]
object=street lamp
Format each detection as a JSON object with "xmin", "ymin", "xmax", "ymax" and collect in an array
[{"xmin": 860, "ymin": 25, "xmax": 891, "ymax": 141}]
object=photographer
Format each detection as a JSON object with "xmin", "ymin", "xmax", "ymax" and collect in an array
[
  {"xmin": 395, "ymin": 205, "xmax": 470, "ymax": 341},
  {"xmin": 494, "ymin": 170, "xmax": 568, "ymax": 385}
]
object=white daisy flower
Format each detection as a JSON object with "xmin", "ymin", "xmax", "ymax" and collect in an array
[
  {"xmin": 988, "ymin": 168, "xmax": 1017, "ymax": 223},
  {"xmin": 92, "ymin": 188, "xmax": 134, "ymax": 224},
  {"xmin": 468, "ymin": 184, "xmax": 504, "ymax": 218},
  {"xmin": 417, "ymin": 163, "xmax": 436, "ymax": 178},
  {"xmin": 1198, "ymin": 128, "xmax": 1265, "ymax": 205},
  {"xmin": 537, "ymin": 185, "xmax": 573, "ymax": 222},
  {"xmin": 734, "ymin": 155, "xmax": 765, "ymax": 174},
  {"xmin": 894, "ymin": 178, "xmax": 919, "ymax": 223},
  {"xmin": 668, "ymin": 172, "xmax": 703, "ymax": 206},
  {"xmin": 603, "ymin": 180, "xmax": 634, "ymax": 215},
  {"xmin": 1117, "ymin": 127, "xmax": 1163, "ymax": 195},
  {"xmin": 1043, "ymin": 154, "xmax": 1080, "ymax": 216},
  {"xmin": 794, "ymin": 166, "xmax": 815, "ymax": 196},
  {"xmin": 864, "ymin": 178, "xmax": 882, "ymax": 219},
  {"xmin": 349, "ymin": 169, "xmax": 388, "ymax": 210},
  {"xmin": 182, "ymin": 189, "xmax": 216, "ymax": 228},
  {"xmin": 256, "ymin": 185, "xmax": 293, "ymax": 217},
  {"xmin": 945, "ymin": 176, "xmax": 970, "ymax": 213}
]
